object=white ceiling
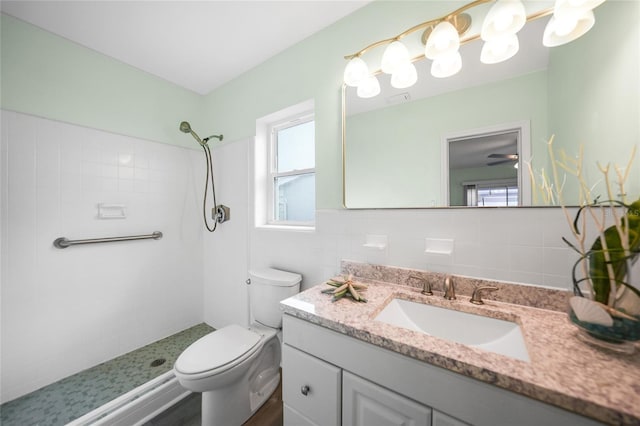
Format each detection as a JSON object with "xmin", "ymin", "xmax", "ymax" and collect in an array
[{"xmin": 1, "ymin": 0, "xmax": 370, "ymax": 95}]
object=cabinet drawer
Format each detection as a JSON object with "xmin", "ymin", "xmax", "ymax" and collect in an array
[{"xmin": 283, "ymin": 344, "xmax": 341, "ymax": 426}]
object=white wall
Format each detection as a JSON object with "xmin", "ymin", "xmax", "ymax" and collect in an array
[
  {"xmin": 203, "ymin": 138, "xmax": 250, "ymax": 329},
  {"xmin": 0, "ymin": 110, "xmax": 204, "ymax": 403}
]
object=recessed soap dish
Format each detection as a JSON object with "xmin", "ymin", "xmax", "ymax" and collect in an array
[
  {"xmin": 98, "ymin": 203, "xmax": 126, "ymax": 219},
  {"xmin": 363, "ymin": 234, "xmax": 388, "ymax": 250}
]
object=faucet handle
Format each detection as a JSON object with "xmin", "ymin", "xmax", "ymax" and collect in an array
[
  {"xmin": 409, "ymin": 275, "xmax": 433, "ymax": 296},
  {"xmin": 470, "ymin": 286, "xmax": 499, "ymax": 305},
  {"xmin": 443, "ymin": 275, "xmax": 456, "ymax": 300}
]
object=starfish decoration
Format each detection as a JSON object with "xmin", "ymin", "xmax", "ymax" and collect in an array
[{"xmin": 321, "ymin": 275, "xmax": 368, "ymax": 303}]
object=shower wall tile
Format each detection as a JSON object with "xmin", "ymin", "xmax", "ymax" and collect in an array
[{"xmin": 0, "ymin": 111, "xmax": 204, "ymax": 404}]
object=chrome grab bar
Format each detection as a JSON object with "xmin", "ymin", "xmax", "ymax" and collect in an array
[{"xmin": 53, "ymin": 231, "xmax": 163, "ymax": 249}]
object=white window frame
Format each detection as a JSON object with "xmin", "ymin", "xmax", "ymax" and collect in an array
[
  {"xmin": 254, "ymin": 99, "xmax": 315, "ymax": 230},
  {"xmin": 267, "ymin": 112, "xmax": 315, "ymax": 226}
]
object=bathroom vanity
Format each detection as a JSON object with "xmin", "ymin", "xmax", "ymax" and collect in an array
[{"xmin": 280, "ymin": 262, "xmax": 640, "ymax": 426}]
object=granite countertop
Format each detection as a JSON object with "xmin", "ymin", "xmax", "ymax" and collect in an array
[{"xmin": 280, "ymin": 277, "xmax": 640, "ymax": 425}]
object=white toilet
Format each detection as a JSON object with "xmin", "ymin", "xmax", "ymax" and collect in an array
[{"xmin": 174, "ymin": 267, "xmax": 301, "ymax": 425}]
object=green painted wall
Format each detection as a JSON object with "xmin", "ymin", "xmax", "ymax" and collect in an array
[
  {"xmin": 1, "ymin": 14, "xmax": 202, "ymax": 148},
  {"xmin": 547, "ymin": 0, "xmax": 640, "ymax": 205}
]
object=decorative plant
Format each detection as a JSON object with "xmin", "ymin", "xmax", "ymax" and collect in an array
[{"xmin": 534, "ymin": 136, "xmax": 640, "ymax": 321}]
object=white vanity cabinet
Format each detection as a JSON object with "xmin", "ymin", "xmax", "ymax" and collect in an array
[{"xmin": 282, "ymin": 314, "xmax": 603, "ymax": 426}]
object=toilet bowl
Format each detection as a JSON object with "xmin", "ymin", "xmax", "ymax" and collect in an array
[{"xmin": 174, "ymin": 267, "xmax": 301, "ymax": 425}]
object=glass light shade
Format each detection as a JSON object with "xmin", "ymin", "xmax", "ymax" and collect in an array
[
  {"xmin": 431, "ymin": 51, "xmax": 462, "ymax": 78},
  {"xmin": 344, "ymin": 57, "xmax": 369, "ymax": 87},
  {"xmin": 357, "ymin": 75, "xmax": 381, "ymax": 98},
  {"xmin": 425, "ymin": 21, "xmax": 460, "ymax": 60},
  {"xmin": 553, "ymin": 0, "xmax": 606, "ymax": 20},
  {"xmin": 381, "ymin": 41, "xmax": 411, "ymax": 74},
  {"xmin": 390, "ymin": 62, "xmax": 417, "ymax": 89},
  {"xmin": 481, "ymin": 34, "xmax": 520, "ymax": 64},
  {"xmin": 481, "ymin": 0, "xmax": 526, "ymax": 40},
  {"xmin": 543, "ymin": 9, "xmax": 595, "ymax": 47}
]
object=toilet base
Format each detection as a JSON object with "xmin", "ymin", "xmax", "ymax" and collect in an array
[
  {"xmin": 200, "ymin": 369, "xmax": 280, "ymax": 426},
  {"xmin": 188, "ymin": 331, "xmax": 280, "ymax": 426}
]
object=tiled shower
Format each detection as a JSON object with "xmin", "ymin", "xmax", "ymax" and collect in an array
[{"xmin": 1, "ymin": 111, "xmax": 204, "ymax": 403}]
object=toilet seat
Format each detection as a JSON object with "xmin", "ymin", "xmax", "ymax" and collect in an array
[{"xmin": 175, "ymin": 325, "xmax": 263, "ymax": 379}]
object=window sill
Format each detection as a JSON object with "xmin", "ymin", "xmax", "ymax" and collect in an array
[{"xmin": 256, "ymin": 223, "xmax": 315, "ymax": 232}]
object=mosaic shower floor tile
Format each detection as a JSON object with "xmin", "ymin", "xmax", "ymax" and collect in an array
[{"xmin": 0, "ymin": 323, "xmax": 214, "ymax": 426}]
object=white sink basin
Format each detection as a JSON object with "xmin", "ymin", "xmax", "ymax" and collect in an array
[{"xmin": 375, "ymin": 298, "xmax": 530, "ymax": 362}]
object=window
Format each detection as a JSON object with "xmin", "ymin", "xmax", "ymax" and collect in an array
[
  {"xmin": 268, "ymin": 113, "xmax": 315, "ymax": 225},
  {"xmin": 463, "ymin": 180, "xmax": 518, "ymax": 207}
]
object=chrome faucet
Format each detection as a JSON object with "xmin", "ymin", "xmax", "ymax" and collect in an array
[
  {"xmin": 409, "ymin": 275, "xmax": 433, "ymax": 296},
  {"xmin": 470, "ymin": 286, "xmax": 499, "ymax": 305},
  {"xmin": 443, "ymin": 275, "xmax": 456, "ymax": 300}
]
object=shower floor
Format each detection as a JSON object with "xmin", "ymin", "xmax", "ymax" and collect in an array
[{"xmin": 0, "ymin": 323, "xmax": 214, "ymax": 426}]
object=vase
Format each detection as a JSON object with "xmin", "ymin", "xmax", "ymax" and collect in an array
[{"xmin": 569, "ymin": 253, "xmax": 640, "ymax": 354}]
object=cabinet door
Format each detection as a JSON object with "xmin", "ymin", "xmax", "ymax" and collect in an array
[
  {"xmin": 282, "ymin": 344, "xmax": 341, "ymax": 426},
  {"xmin": 343, "ymin": 371, "xmax": 431, "ymax": 426},
  {"xmin": 432, "ymin": 410, "xmax": 471, "ymax": 426},
  {"xmin": 284, "ymin": 404, "xmax": 319, "ymax": 426}
]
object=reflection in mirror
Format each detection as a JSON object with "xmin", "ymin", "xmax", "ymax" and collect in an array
[
  {"xmin": 445, "ymin": 123, "xmax": 527, "ymax": 207},
  {"xmin": 342, "ymin": 1, "xmax": 639, "ymax": 209}
]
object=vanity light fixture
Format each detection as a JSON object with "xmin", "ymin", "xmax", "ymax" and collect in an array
[{"xmin": 344, "ymin": 0, "xmax": 607, "ymax": 98}]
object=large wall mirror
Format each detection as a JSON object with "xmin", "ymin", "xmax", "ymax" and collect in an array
[{"xmin": 342, "ymin": 1, "xmax": 639, "ymax": 208}]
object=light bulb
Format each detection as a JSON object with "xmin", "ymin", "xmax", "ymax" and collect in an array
[
  {"xmin": 381, "ymin": 41, "xmax": 410, "ymax": 75},
  {"xmin": 494, "ymin": 12, "xmax": 514, "ymax": 32},
  {"xmin": 357, "ymin": 75, "xmax": 381, "ymax": 98},
  {"xmin": 481, "ymin": 34, "xmax": 519, "ymax": 64},
  {"xmin": 431, "ymin": 51, "xmax": 462, "ymax": 78},
  {"xmin": 554, "ymin": 0, "xmax": 606, "ymax": 20},
  {"xmin": 391, "ymin": 62, "xmax": 418, "ymax": 89},
  {"xmin": 481, "ymin": 0, "xmax": 526, "ymax": 41},
  {"xmin": 554, "ymin": 16, "xmax": 578, "ymax": 36},
  {"xmin": 543, "ymin": 9, "xmax": 594, "ymax": 47},
  {"xmin": 343, "ymin": 57, "xmax": 369, "ymax": 87},
  {"xmin": 425, "ymin": 21, "xmax": 460, "ymax": 60}
]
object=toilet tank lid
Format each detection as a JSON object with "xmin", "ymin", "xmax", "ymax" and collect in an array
[{"xmin": 249, "ymin": 267, "xmax": 301, "ymax": 286}]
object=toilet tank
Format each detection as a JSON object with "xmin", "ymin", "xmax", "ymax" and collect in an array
[{"xmin": 249, "ymin": 267, "xmax": 301, "ymax": 328}]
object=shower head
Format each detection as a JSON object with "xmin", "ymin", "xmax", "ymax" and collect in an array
[
  {"xmin": 179, "ymin": 121, "xmax": 192, "ymax": 134},
  {"xmin": 179, "ymin": 121, "xmax": 204, "ymax": 145},
  {"xmin": 179, "ymin": 121, "xmax": 223, "ymax": 145}
]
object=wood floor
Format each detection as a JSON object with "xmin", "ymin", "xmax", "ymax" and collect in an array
[{"xmin": 244, "ymin": 372, "xmax": 283, "ymax": 426}]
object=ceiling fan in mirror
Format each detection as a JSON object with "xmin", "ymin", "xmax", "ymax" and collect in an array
[{"xmin": 487, "ymin": 153, "xmax": 519, "ymax": 166}]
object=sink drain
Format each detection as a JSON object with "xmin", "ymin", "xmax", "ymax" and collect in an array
[{"xmin": 150, "ymin": 358, "xmax": 166, "ymax": 367}]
